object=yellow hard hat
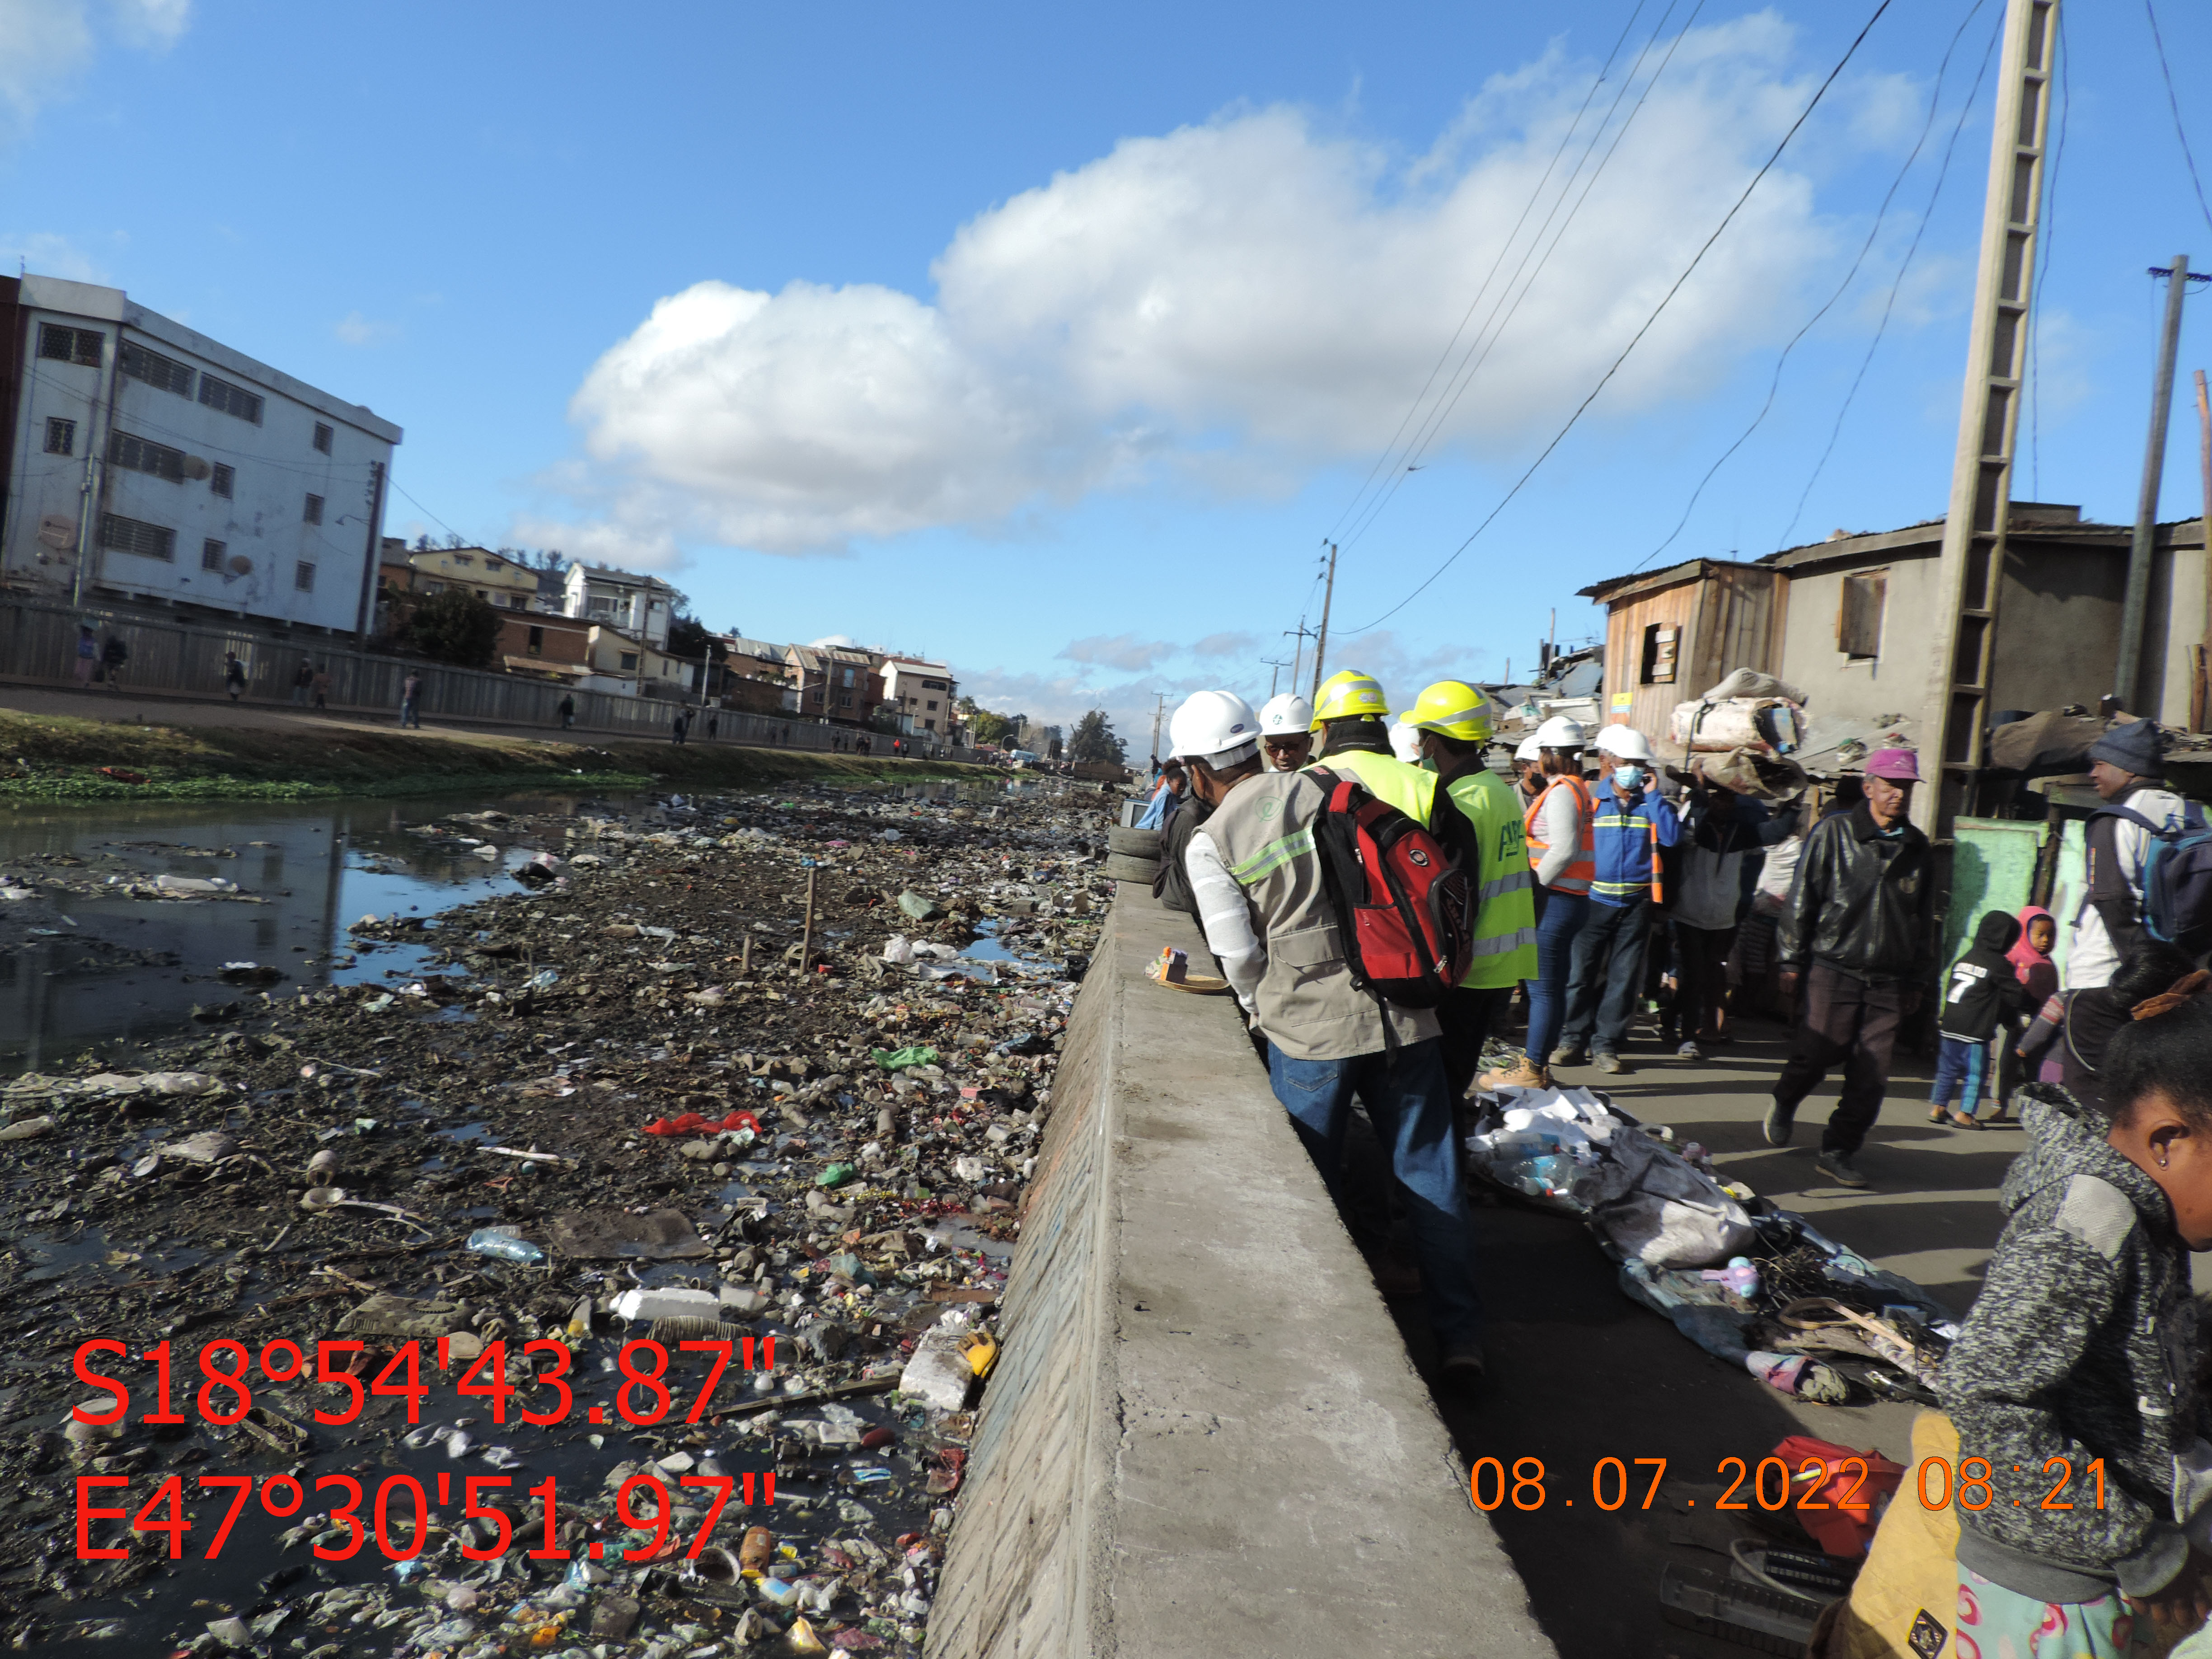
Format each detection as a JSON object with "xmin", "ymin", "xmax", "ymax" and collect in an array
[
  {"xmin": 1309, "ymin": 670, "xmax": 1389, "ymax": 728},
  {"xmin": 1402, "ymin": 680, "xmax": 1494, "ymax": 743}
]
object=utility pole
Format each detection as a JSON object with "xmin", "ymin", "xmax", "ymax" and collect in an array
[
  {"xmin": 1917, "ymin": 0, "xmax": 2058, "ymax": 835},
  {"xmin": 1260, "ymin": 656, "xmax": 1294, "ymax": 698},
  {"xmin": 1148, "ymin": 691, "xmax": 1169, "ymax": 766},
  {"xmin": 1284, "ymin": 623, "xmax": 1316, "ymax": 692},
  {"xmin": 2196, "ymin": 368, "xmax": 2212, "ymax": 730},
  {"xmin": 2116, "ymin": 258, "xmax": 2195, "ymax": 712},
  {"xmin": 1309, "ymin": 541, "xmax": 1338, "ymax": 703}
]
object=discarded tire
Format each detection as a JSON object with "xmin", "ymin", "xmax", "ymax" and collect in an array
[
  {"xmin": 1107, "ymin": 825, "xmax": 1161, "ymax": 858},
  {"xmin": 1103, "ymin": 852, "xmax": 1162, "ymax": 884}
]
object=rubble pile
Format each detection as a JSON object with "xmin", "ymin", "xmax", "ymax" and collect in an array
[{"xmin": 0, "ymin": 780, "xmax": 1115, "ymax": 1656}]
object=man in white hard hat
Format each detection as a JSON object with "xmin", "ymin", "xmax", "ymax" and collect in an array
[
  {"xmin": 1172, "ymin": 689, "xmax": 1487, "ymax": 1387},
  {"xmin": 1511, "ymin": 733, "xmax": 1544, "ymax": 811},
  {"xmin": 1256, "ymin": 693, "xmax": 1314, "ymax": 772},
  {"xmin": 1552, "ymin": 724, "xmax": 1678, "ymax": 1074}
]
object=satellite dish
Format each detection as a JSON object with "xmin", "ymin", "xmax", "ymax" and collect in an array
[
  {"xmin": 183, "ymin": 456, "xmax": 212, "ymax": 481},
  {"xmin": 227, "ymin": 555, "xmax": 253, "ymax": 576}
]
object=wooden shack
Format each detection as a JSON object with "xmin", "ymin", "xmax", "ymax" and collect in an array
[{"xmin": 1578, "ymin": 559, "xmax": 1785, "ymax": 738}]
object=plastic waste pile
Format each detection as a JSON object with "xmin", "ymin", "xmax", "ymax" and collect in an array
[
  {"xmin": 1468, "ymin": 1084, "xmax": 1955, "ymax": 1407},
  {"xmin": 0, "ymin": 777, "xmax": 1116, "ymax": 1655},
  {"xmin": 1670, "ymin": 667, "xmax": 1809, "ymax": 760}
]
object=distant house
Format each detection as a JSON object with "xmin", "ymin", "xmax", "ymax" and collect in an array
[
  {"xmin": 564, "ymin": 564, "xmax": 677, "ymax": 648},
  {"xmin": 584, "ymin": 625, "xmax": 688, "ymax": 698},
  {"xmin": 879, "ymin": 656, "xmax": 957, "ymax": 737},
  {"xmin": 717, "ymin": 636, "xmax": 796, "ymax": 714},
  {"xmin": 404, "ymin": 545, "xmax": 539, "ymax": 611},
  {"xmin": 498, "ymin": 613, "xmax": 591, "ymax": 681},
  {"xmin": 787, "ymin": 643, "xmax": 882, "ymax": 724}
]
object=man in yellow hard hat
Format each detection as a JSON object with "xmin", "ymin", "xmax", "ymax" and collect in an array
[
  {"xmin": 1403, "ymin": 681, "xmax": 1538, "ymax": 1097},
  {"xmin": 1308, "ymin": 670, "xmax": 1438, "ymax": 827}
]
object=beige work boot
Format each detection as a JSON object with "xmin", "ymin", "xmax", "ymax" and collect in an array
[{"xmin": 1476, "ymin": 1054, "xmax": 1551, "ymax": 1093}]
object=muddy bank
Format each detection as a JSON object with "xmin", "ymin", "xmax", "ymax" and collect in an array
[
  {"xmin": 0, "ymin": 708, "xmax": 996, "ymax": 803},
  {"xmin": 0, "ymin": 777, "xmax": 1116, "ymax": 1656}
]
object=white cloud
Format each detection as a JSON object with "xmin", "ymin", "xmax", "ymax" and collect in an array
[
  {"xmin": 1191, "ymin": 630, "xmax": 1259, "ymax": 660},
  {"xmin": 560, "ymin": 14, "xmax": 1863, "ymax": 557},
  {"xmin": 0, "ymin": 0, "xmax": 190, "ymax": 141},
  {"xmin": 334, "ymin": 311, "xmax": 400, "ymax": 347},
  {"xmin": 1061, "ymin": 633, "xmax": 1175, "ymax": 672},
  {"xmin": 0, "ymin": 231, "xmax": 106, "ymax": 283}
]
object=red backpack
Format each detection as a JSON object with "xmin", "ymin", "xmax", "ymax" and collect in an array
[{"xmin": 1307, "ymin": 768, "xmax": 1472, "ymax": 1012}]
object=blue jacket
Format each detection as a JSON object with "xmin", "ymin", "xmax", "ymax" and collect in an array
[{"xmin": 1589, "ymin": 780, "xmax": 1679, "ymax": 907}]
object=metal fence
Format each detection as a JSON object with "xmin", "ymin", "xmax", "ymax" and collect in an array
[{"xmin": 2, "ymin": 598, "xmax": 978, "ymax": 759}]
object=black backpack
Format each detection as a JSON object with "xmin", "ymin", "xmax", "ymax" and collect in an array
[{"xmin": 2095, "ymin": 800, "xmax": 2212, "ymax": 960}]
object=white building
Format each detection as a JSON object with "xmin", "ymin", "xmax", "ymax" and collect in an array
[
  {"xmin": 562, "ymin": 564, "xmax": 676, "ymax": 648},
  {"xmin": 879, "ymin": 656, "xmax": 957, "ymax": 736},
  {"xmin": 0, "ymin": 273, "xmax": 402, "ymax": 632}
]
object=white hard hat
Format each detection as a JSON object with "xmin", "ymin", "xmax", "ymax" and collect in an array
[
  {"xmin": 1388, "ymin": 721, "xmax": 1424, "ymax": 765},
  {"xmin": 1533, "ymin": 715, "xmax": 1586, "ymax": 750},
  {"xmin": 1168, "ymin": 689, "xmax": 1261, "ymax": 765},
  {"xmin": 1258, "ymin": 693, "xmax": 1314, "ymax": 736},
  {"xmin": 1592, "ymin": 724, "xmax": 1654, "ymax": 763},
  {"xmin": 1514, "ymin": 735, "xmax": 1542, "ymax": 762}
]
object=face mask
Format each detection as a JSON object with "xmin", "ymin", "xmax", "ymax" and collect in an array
[{"xmin": 1614, "ymin": 765, "xmax": 1645, "ymax": 790}]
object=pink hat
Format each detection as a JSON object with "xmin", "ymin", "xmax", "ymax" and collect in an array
[{"xmin": 1864, "ymin": 747, "xmax": 1922, "ymax": 782}]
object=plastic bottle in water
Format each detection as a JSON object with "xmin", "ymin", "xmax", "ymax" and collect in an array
[{"xmin": 465, "ymin": 1228, "xmax": 545, "ymax": 1264}]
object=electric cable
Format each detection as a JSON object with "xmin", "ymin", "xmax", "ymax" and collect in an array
[{"xmin": 2144, "ymin": 0, "xmax": 2212, "ymax": 239}]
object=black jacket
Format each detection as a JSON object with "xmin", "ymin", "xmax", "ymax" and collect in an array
[
  {"xmin": 1777, "ymin": 800, "xmax": 1933, "ymax": 983},
  {"xmin": 1937, "ymin": 910, "xmax": 2038, "ymax": 1042},
  {"xmin": 1153, "ymin": 795, "xmax": 1213, "ymax": 918}
]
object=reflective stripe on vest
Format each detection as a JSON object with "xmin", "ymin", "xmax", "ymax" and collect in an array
[
  {"xmin": 1226, "ymin": 825, "xmax": 1317, "ymax": 887},
  {"xmin": 1322, "ymin": 748, "xmax": 1436, "ymax": 828},
  {"xmin": 1590, "ymin": 805, "xmax": 1663, "ymax": 903},
  {"xmin": 1524, "ymin": 775, "xmax": 1598, "ymax": 896},
  {"xmin": 1448, "ymin": 769, "xmax": 1540, "ymax": 988}
]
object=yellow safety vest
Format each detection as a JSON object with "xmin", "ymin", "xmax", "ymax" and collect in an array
[
  {"xmin": 1444, "ymin": 769, "xmax": 1538, "ymax": 988},
  {"xmin": 1317, "ymin": 748, "xmax": 1436, "ymax": 827}
]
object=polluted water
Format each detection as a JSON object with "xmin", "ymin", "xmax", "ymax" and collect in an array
[{"xmin": 0, "ymin": 776, "xmax": 1113, "ymax": 1656}]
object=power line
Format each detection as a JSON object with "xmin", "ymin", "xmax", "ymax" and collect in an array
[
  {"xmin": 1774, "ymin": 4, "xmax": 1999, "ymax": 551},
  {"xmin": 1321, "ymin": 0, "xmax": 1658, "ymax": 546},
  {"xmin": 1342, "ymin": 0, "xmax": 1897, "ymax": 636},
  {"xmin": 2144, "ymin": 0, "xmax": 2212, "ymax": 239},
  {"xmin": 1628, "ymin": 0, "xmax": 1992, "ymax": 576},
  {"xmin": 387, "ymin": 478, "xmax": 467, "ymax": 545}
]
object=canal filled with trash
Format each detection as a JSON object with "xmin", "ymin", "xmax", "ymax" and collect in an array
[{"xmin": 0, "ymin": 776, "xmax": 1111, "ymax": 1656}]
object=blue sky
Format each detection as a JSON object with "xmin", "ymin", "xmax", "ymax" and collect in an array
[{"xmin": 9, "ymin": 0, "xmax": 2212, "ymax": 746}]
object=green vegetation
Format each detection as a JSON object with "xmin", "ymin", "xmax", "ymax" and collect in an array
[{"xmin": 0, "ymin": 709, "xmax": 994, "ymax": 806}]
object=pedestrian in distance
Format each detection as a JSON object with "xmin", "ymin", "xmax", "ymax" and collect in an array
[
  {"xmin": 2017, "ymin": 939, "xmax": 2197, "ymax": 1122},
  {"xmin": 671, "ymin": 709, "xmax": 688, "ymax": 745},
  {"xmin": 558, "ymin": 693, "xmax": 575, "ymax": 731},
  {"xmin": 398, "ymin": 670, "xmax": 422, "ymax": 728},
  {"xmin": 1940, "ymin": 990, "xmax": 2212, "ymax": 1650},
  {"xmin": 73, "ymin": 623, "xmax": 97, "ymax": 686},
  {"xmin": 1402, "ymin": 680, "xmax": 1537, "ymax": 1100},
  {"xmin": 1257, "ymin": 693, "xmax": 1314, "ymax": 771},
  {"xmin": 1764, "ymin": 749, "xmax": 1933, "ymax": 1189},
  {"xmin": 1927, "ymin": 911, "xmax": 2039, "ymax": 1129},
  {"xmin": 311, "ymin": 665, "xmax": 331, "ymax": 710},
  {"xmin": 1511, "ymin": 733, "xmax": 1544, "ymax": 811},
  {"xmin": 1553, "ymin": 724, "xmax": 1678, "ymax": 1075},
  {"xmin": 706, "ymin": 712, "xmax": 718, "ymax": 741},
  {"xmin": 224, "ymin": 652, "xmax": 246, "ymax": 702},
  {"xmin": 1169, "ymin": 688, "xmax": 1488, "ymax": 1390},
  {"xmin": 291, "ymin": 658, "xmax": 313, "ymax": 707},
  {"xmin": 100, "ymin": 632, "xmax": 128, "ymax": 692},
  {"xmin": 2067, "ymin": 719, "xmax": 2190, "ymax": 991},
  {"xmin": 1481, "ymin": 715, "xmax": 1594, "ymax": 1092}
]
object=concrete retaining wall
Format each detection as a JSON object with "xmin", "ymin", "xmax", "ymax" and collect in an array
[{"xmin": 929, "ymin": 885, "xmax": 1554, "ymax": 1659}]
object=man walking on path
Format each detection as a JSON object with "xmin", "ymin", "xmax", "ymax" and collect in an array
[
  {"xmin": 1765, "ymin": 749, "xmax": 1934, "ymax": 1189},
  {"xmin": 74, "ymin": 624, "xmax": 98, "ymax": 686},
  {"xmin": 1172, "ymin": 688, "xmax": 1487, "ymax": 1388},
  {"xmin": 224, "ymin": 652, "xmax": 246, "ymax": 702},
  {"xmin": 399, "ymin": 671, "xmax": 422, "ymax": 728},
  {"xmin": 311, "ymin": 665, "xmax": 330, "ymax": 710},
  {"xmin": 558, "ymin": 693, "xmax": 575, "ymax": 731},
  {"xmin": 291, "ymin": 659, "xmax": 313, "ymax": 706},
  {"xmin": 1554, "ymin": 725, "xmax": 1677, "ymax": 1074},
  {"xmin": 2065, "ymin": 719, "xmax": 2185, "ymax": 989}
]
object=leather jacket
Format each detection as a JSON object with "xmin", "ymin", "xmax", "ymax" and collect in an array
[{"xmin": 1777, "ymin": 800, "xmax": 1933, "ymax": 984}]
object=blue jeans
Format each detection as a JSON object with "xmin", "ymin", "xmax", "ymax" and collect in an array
[
  {"xmin": 1523, "ymin": 889, "xmax": 1590, "ymax": 1065},
  {"xmin": 1268, "ymin": 1036, "xmax": 1483, "ymax": 1353},
  {"xmin": 1930, "ymin": 1035, "xmax": 1992, "ymax": 1116},
  {"xmin": 1560, "ymin": 893, "xmax": 1654, "ymax": 1055}
]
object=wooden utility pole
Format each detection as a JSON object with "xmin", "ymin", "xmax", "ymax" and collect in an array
[
  {"xmin": 2116, "ymin": 258, "xmax": 2191, "ymax": 712},
  {"xmin": 1918, "ymin": 0, "xmax": 2058, "ymax": 835},
  {"xmin": 1284, "ymin": 623, "xmax": 1317, "ymax": 694},
  {"xmin": 1309, "ymin": 541, "xmax": 1338, "ymax": 702},
  {"xmin": 2195, "ymin": 368, "xmax": 2212, "ymax": 731}
]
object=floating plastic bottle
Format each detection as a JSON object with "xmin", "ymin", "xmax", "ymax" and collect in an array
[{"xmin": 465, "ymin": 1228, "xmax": 546, "ymax": 1264}]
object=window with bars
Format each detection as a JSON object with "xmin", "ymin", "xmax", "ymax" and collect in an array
[
  {"xmin": 109, "ymin": 429, "xmax": 187, "ymax": 483},
  {"xmin": 198, "ymin": 375, "xmax": 263, "ymax": 425},
  {"xmin": 303, "ymin": 494, "xmax": 323, "ymax": 525},
  {"xmin": 36, "ymin": 324, "xmax": 103, "ymax": 366},
  {"xmin": 100, "ymin": 514, "xmax": 174, "ymax": 562},
  {"xmin": 120, "ymin": 341, "xmax": 194, "ymax": 397},
  {"xmin": 43, "ymin": 417, "xmax": 75, "ymax": 456},
  {"xmin": 295, "ymin": 562, "xmax": 316, "ymax": 592},
  {"xmin": 211, "ymin": 463, "xmax": 234, "ymax": 499},
  {"xmin": 202, "ymin": 539, "xmax": 225, "ymax": 572},
  {"xmin": 313, "ymin": 422, "xmax": 333, "ymax": 454}
]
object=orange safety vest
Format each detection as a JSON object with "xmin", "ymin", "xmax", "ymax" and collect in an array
[{"xmin": 1523, "ymin": 774, "xmax": 1598, "ymax": 895}]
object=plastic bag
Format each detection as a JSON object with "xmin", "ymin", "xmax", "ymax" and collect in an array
[{"xmin": 1571, "ymin": 1131, "xmax": 1756, "ymax": 1268}]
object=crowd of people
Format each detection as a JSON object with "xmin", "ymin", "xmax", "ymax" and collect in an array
[{"xmin": 1142, "ymin": 677, "xmax": 2212, "ymax": 1646}]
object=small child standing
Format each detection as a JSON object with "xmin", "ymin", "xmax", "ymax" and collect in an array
[
  {"xmin": 1929, "ymin": 911, "xmax": 2039, "ymax": 1129},
  {"xmin": 1941, "ymin": 988, "xmax": 2212, "ymax": 1653}
]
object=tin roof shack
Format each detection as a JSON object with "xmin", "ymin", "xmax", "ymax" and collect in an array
[
  {"xmin": 1578, "ymin": 559, "xmax": 1783, "ymax": 737},
  {"xmin": 1761, "ymin": 506, "xmax": 2209, "ymax": 771}
]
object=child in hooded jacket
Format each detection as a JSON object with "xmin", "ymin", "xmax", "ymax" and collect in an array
[
  {"xmin": 1929, "ymin": 911, "xmax": 2040, "ymax": 1129},
  {"xmin": 1941, "ymin": 987, "xmax": 2212, "ymax": 1654}
]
